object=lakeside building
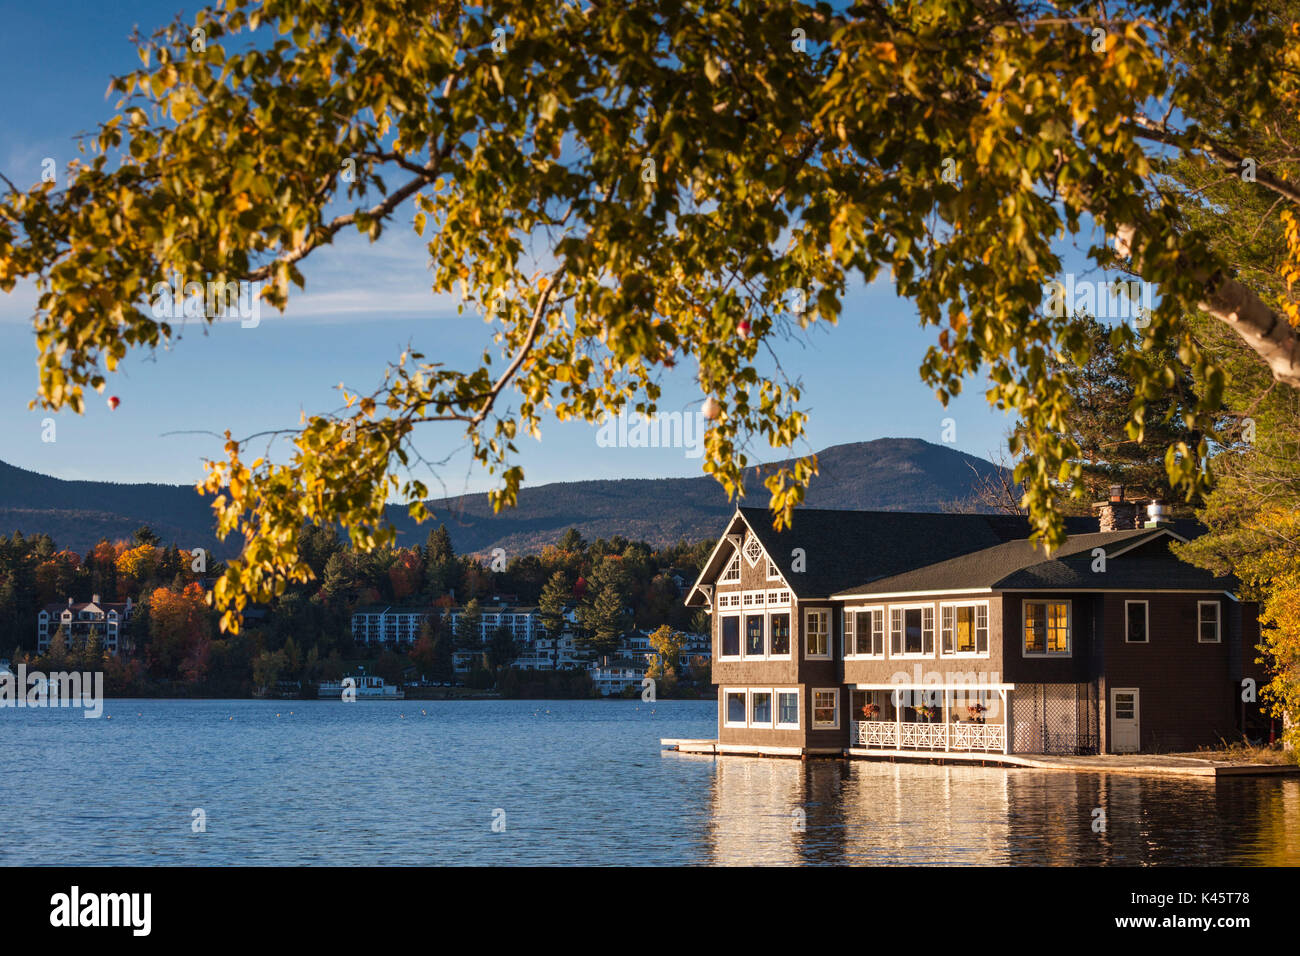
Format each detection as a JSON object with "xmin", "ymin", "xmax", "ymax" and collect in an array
[
  {"xmin": 36, "ymin": 595, "xmax": 135, "ymax": 655},
  {"xmin": 684, "ymin": 492, "xmax": 1268, "ymax": 758},
  {"xmin": 348, "ymin": 598, "xmax": 708, "ymax": 693}
]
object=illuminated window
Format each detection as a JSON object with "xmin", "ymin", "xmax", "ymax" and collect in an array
[
  {"xmin": 804, "ymin": 609, "xmax": 830, "ymax": 657},
  {"xmin": 812, "ymin": 689, "xmax": 839, "ymax": 729},
  {"xmin": 770, "ymin": 613, "xmax": 790, "ymax": 656},
  {"xmin": 1024, "ymin": 601, "xmax": 1070, "ymax": 656},
  {"xmin": 940, "ymin": 603, "xmax": 989, "ymax": 656}
]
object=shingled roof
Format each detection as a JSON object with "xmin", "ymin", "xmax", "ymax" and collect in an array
[
  {"xmin": 687, "ymin": 508, "xmax": 1226, "ymax": 604},
  {"xmin": 831, "ymin": 528, "xmax": 1232, "ymax": 596},
  {"xmin": 686, "ymin": 507, "xmax": 1101, "ymax": 603}
]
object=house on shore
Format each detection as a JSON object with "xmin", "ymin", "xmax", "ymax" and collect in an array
[{"xmin": 684, "ymin": 494, "xmax": 1267, "ymax": 758}]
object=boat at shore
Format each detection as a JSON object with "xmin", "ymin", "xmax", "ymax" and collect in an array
[{"xmin": 317, "ymin": 673, "xmax": 404, "ymax": 700}]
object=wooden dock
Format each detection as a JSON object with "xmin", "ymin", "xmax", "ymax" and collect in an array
[{"xmin": 660, "ymin": 738, "xmax": 1300, "ymax": 777}]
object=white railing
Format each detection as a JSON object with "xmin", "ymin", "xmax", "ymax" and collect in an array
[{"xmin": 852, "ymin": 720, "xmax": 1005, "ymax": 753}]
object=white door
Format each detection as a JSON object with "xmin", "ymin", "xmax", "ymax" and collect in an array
[{"xmin": 1111, "ymin": 688, "xmax": 1140, "ymax": 753}]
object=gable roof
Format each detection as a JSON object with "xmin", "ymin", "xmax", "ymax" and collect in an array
[
  {"xmin": 686, "ymin": 507, "xmax": 1104, "ymax": 604},
  {"xmin": 830, "ymin": 527, "xmax": 1233, "ymax": 597}
]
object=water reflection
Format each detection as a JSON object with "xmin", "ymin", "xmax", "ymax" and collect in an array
[{"xmin": 699, "ymin": 756, "xmax": 1300, "ymax": 865}]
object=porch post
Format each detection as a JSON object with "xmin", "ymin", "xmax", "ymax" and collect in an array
[
  {"xmin": 1000, "ymin": 689, "xmax": 1009, "ymax": 755},
  {"xmin": 943, "ymin": 689, "xmax": 950, "ymax": 752},
  {"xmin": 895, "ymin": 687, "xmax": 902, "ymax": 751}
]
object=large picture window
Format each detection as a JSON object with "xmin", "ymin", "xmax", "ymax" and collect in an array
[
  {"xmin": 1024, "ymin": 600, "xmax": 1070, "ymax": 656},
  {"xmin": 720, "ymin": 615, "xmax": 740, "ymax": 657},
  {"xmin": 940, "ymin": 602, "xmax": 989, "ymax": 656},
  {"xmin": 770, "ymin": 613, "xmax": 791, "ymax": 656},
  {"xmin": 804, "ymin": 609, "xmax": 830, "ymax": 658}
]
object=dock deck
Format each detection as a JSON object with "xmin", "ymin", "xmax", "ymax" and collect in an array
[{"xmin": 659, "ymin": 739, "xmax": 1299, "ymax": 777}]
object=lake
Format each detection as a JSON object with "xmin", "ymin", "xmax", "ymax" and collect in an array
[{"xmin": 2, "ymin": 698, "xmax": 1297, "ymax": 865}]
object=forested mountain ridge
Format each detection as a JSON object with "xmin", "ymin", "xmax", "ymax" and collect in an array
[{"xmin": 0, "ymin": 438, "xmax": 1005, "ymax": 557}]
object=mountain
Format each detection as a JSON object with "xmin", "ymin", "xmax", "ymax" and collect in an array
[{"xmin": 0, "ymin": 438, "xmax": 1004, "ymax": 558}]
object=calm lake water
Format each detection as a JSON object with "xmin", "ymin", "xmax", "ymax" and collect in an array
[{"xmin": 1, "ymin": 698, "xmax": 1297, "ymax": 865}]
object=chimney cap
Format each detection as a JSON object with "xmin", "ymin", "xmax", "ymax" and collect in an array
[{"xmin": 1109, "ymin": 483, "xmax": 1124, "ymax": 502}]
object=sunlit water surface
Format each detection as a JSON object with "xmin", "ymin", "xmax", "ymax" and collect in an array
[{"xmin": 2, "ymin": 699, "xmax": 1296, "ymax": 865}]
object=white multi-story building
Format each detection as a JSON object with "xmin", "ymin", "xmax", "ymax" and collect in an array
[
  {"xmin": 350, "ymin": 601, "xmax": 552, "ymax": 648},
  {"xmin": 37, "ymin": 595, "xmax": 135, "ymax": 655}
]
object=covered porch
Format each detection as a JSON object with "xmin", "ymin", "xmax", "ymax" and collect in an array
[{"xmin": 849, "ymin": 683, "xmax": 1014, "ymax": 755}]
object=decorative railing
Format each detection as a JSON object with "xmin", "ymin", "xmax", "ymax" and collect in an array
[{"xmin": 852, "ymin": 720, "xmax": 1005, "ymax": 753}]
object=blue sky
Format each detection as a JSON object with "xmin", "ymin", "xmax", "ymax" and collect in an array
[{"xmin": 0, "ymin": 1, "xmax": 1105, "ymax": 499}]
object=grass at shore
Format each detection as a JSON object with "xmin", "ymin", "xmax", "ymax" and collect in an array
[{"xmin": 1171, "ymin": 740, "xmax": 1296, "ymax": 765}]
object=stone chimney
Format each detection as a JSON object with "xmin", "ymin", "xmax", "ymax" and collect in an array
[
  {"xmin": 1094, "ymin": 484, "xmax": 1143, "ymax": 531},
  {"xmin": 92, "ymin": 593, "xmax": 100, "ymax": 605}
]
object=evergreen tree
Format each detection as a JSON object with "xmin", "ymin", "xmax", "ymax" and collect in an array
[
  {"xmin": 454, "ymin": 598, "xmax": 482, "ymax": 649},
  {"xmin": 538, "ymin": 571, "xmax": 570, "ymax": 640},
  {"xmin": 424, "ymin": 524, "xmax": 455, "ymax": 565},
  {"xmin": 578, "ymin": 582, "xmax": 626, "ymax": 659},
  {"xmin": 557, "ymin": 528, "xmax": 587, "ymax": 554},
  {"xmin": 1041, "ymin": 313, "xmax": 1200, "ymax": 507}
]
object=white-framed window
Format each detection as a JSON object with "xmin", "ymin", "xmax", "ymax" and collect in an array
[
  {"xmin": 769, "ymin": 611, "xmax": 792, "ymax": 657},
  {"xmin": 1125, "ymin": 600, "xmax": 1149, "ymax": 644},
  {"xmin": 940, "ymin": 601, "xmax": 990, "ymax": 657},
  {"xmin": 844, "ymin": 606, "xmax": 885, "ymax": 658},
  {"xmin": 767, "ymin": 558, "xmax": 782, "ymax": 581},
  {"xmin": 804, "ymin": 608, "xmax": 831, "ymax": 658},
  {"xmin": 812, "ymin": 688, "xmax": 840, "ymax": 729},
  {"xmin": 889, "ymin": 604, "xmax": 935, "ymax": 658},
  {"xmin": 721, "ymin": 553, "xmax": 741, "ymax": 583},
  {"xmin": 723, "ymin": 689, "xmax": 748, "ymax": 728},
  {"xmin": 749, "ymin": 688, "xmax": 774, "ymax": 728},
  {"xmin": 743, "ymin": 533, "xmax": 764, "ymax": 567},
  {"xmin": 719, "ymin": 614, "xmax": 741, "ymax": 659},
  {"xmin": 743, "ymin": 612, "xmax": 766, "ymax": 657},
  {"xmin": 776, "ymin": 689, "xmax": 800, "ymax": 729},
  {"xmin": 1198, "ymin": 601, "xmax": 1221, "ymax": 644},
  {"xmin": 1023, "ymin": 600, "xmax": 1071, "ymax": 656}
]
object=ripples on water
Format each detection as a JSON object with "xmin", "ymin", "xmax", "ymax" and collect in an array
[{"xmin": 1, "ymin": 699, "xmax": 1295, "ymax": 865}]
